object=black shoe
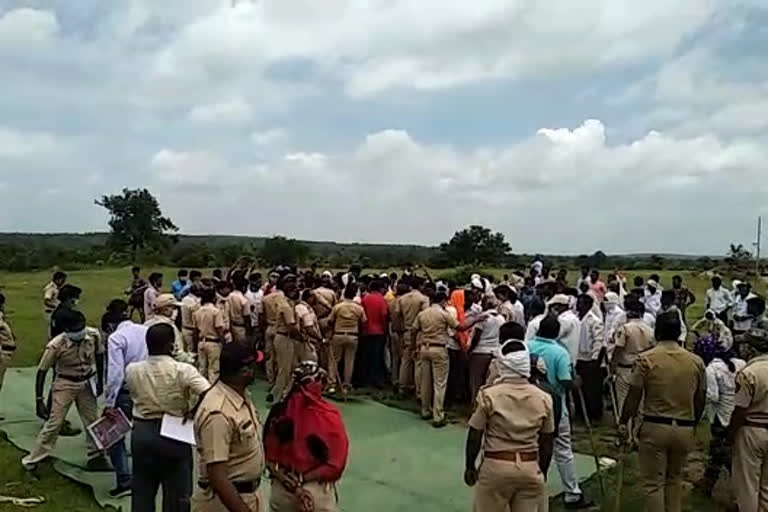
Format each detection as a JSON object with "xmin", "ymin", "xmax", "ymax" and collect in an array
[
  {"xmin": 420, "ymin": 413, "xmax": 433, "ymax": 421},
  {"xmin": 86, "ymin": 455, "xmax": 113, "ymax": 472},
  {"xmin": 109, "ymin": 485, "xmax": 131, "ymax": 498},
  {"xmin": 265, "ymin": 393, "xmax": 274, "ymax": 404},
  {"xmin": 59, "ymin": 421, "xmax": 81, "ymax": 437},
  {"xmin": 564, "ymin": 494, "xmax": 595, "ymax": 509},
  {"xmin": 432, "ymin": 419, "xmax": 447, "ymax": 429}
]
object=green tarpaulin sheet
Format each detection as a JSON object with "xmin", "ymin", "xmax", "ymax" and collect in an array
[{"xmin": 0, "ymin": 367, "xmax": 600, "ymax": 511}]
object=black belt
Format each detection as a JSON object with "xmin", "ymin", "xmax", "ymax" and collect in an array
[
  {"xmin": 424, "ymin": 343, "xmax": 446, "ymax": 348},
  {"xmin": 644, "ymin": 415, "xmax": 695, "ymax": 427},
  {"xmin": 334, "ymin": 331, "xmax": 359, "ymax": 337},
  {"xmin": 617, "ymin": 363, "xmax": 634, "ymax": 369},
  {"xmin": 58, "ymin": 373, "xmax": 94, "ymax": 383},
  {"xmin": 1, "ymin": 344, "xmax": 16, "ymax": 352},
  {"xmin": 203, "ymin": 337, "xmax": 222, "ymax": 343},
  {"xmin": 231, "ymin": 322, "xmax": 246, "ymax": 327},
  {"xmin": 182, "ymin": 325, "xmax": 195, "ymax": 330},
  {"xmin": 198, "ymin": 480, "xmax": 260, "ymax": 493},
  {"xmin": 744, "ymin": 420, "xmax": 768, "ymax": 429},
  {"xmin": 276, "ymin": 331, "xmax": 290, "ymax": 336}
]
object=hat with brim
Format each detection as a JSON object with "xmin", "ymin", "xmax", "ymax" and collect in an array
[
  {"xmin": 154, "ymin": 293, "xmax": 182, "ymax": 310},
  {"xmin": 220, "ymin": 343, "xmax": 265, "ymax": 375},
  {"xmin": 547, "ymin": 294, "xmax": 570, "ymax": 306},
  {"xmin": 604, "ymin": 292, "xmax": 620, "ymax": 305}
]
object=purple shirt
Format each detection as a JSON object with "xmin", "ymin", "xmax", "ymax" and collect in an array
[{"xmin": 105, "ymin": 321, "xmax": 149, "ymax": 408}]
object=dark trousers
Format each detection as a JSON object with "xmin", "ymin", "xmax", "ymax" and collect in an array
[
  {"xmin": 703, "ymin": 419, "xmax": 731, "ymax": 493},
  {"xmin": 109, "ymin": 389, "xmax": 133, "ymax": 488},
  {"xmin": 131, "ymin": 419, "xmax": 193, "ymax": 512},
  {"xmin": 446, "ymin": 348, "xmax": 468, "ymax": 407},
  {"xmin": 468, "ymin": 353, "xmax": 493, "ymax": 408},
  {"xmin": 575, "ymin": 360, "xmax": 604, "ymax": 422},
  {"xmin": 354, "ymin": 335, "xmax": 388, "ymax": 387}
]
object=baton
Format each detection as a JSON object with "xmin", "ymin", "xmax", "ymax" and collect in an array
[{"xmin": 575, "ymin": 386, "xmax": 605, "ymax": 501}]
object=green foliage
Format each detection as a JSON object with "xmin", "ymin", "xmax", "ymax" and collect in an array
[
  {"xmin": 259, "ymin": 236, "xmax": 311, "ymax": 266},
  {"xmin": 725, "ymin": 243, "xmax": 753, "ymax": 273},
  {"xmin": 95, "ymin": 188, "xmax": 178, "ymax": 259},
  {"xmin": 438, "ymin": 225, "xmax": 511, "ymax": 266},
  {"xmin": 436, "ymin": 266, "xmax": 494, "ymax": 285}
]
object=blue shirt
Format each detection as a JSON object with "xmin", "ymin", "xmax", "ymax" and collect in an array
[
  {"xmin": 105, "ymin": 321, "xmax": 149, "ymax": 408},
  {"xmin": 528, "ymin": 336, "xmax": 573, "ymax": 397},
  {"xmin": 171, "ymin": 279, "xmax": 187, "ymax": 300}
]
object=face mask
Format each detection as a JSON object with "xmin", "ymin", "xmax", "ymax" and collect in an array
[
  {"xmin": 171, "ymin": 310, "xmax": 179, "ymax": 321},
  {"xmin": 67, "ymin": 329, "xmax": 87, "ymax": 342}
]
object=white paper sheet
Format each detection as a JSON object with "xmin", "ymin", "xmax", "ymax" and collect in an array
[
  {"xmin": 88, "ymin": 376, "xmax": 98, "ymax": 397},
  {"xmin": 160, "ymin": 414, "xmax": 196, "ymax": 445}
]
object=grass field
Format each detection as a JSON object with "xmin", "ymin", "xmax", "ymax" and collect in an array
[{"xmin": 0, "ymin": 266, "xmax": 754, "ymax": 511}]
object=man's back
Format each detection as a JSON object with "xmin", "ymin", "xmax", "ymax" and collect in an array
[
  {"xmin": 399, "ymin": 291, "xmax": 428, "ymax": 330},
  {"xmin": 361, "ymin": 292, "xmax": 388, "ymax": 335},
  {"xmin": 629, "ymin": 341, "xmax": 706, "ymax": 421},
  {"xmin": 528, "ymin": 337, "xmax": 572, "ymax": 397},
  {"xmin": 613, "ymin": 320, "xmax": 655, "ymax": 366}
]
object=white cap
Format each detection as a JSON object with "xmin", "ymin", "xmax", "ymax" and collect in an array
[
  {"xmin": 647, "ymin": 279, "xmax": 658, "ymax": 288},
  {"xmin": 604, "ymin": 292, "xmax": 620, "ymax": 305},
  {"xmin": 547, "ymin": 294, "xmax": 570, "ymax": 306},
  {"xmin": 321, "ymin": 271, "xmax": 333, "ymax": 278}
]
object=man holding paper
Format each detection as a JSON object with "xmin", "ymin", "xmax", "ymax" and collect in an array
[{"xmin": 125, "ymin": 323, "xmax": 209, "ymax": 511}]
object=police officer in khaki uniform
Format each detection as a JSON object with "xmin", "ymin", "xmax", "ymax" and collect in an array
[
  {"xmin": 43, "ymin": 271, "xmax": 67, "ymax": 337},
  {"xmin": 181, "ymin": 285, "xmax": 202, "ymax": 353},
  {"xmin": 396, "ymin": 280, "xmax": 429, "ymax": 394},
  {"xmin": 619, "ymin": 311, "xmax": 706, "ymax": 512},
  {"xmin": 388, "ymin": 283, "xmax": 407, "ymax": 388},
  {"xmin": 465, "ymin": 338, "xmax": 555, "ymax": 512},
  {"xmin": 328, "ymin": 284, "xmax": 367, "ymax": 397},
  {"xmin": 269, "ymin": 276, "xmax": 304, "ymax": 403},
  {"xmin": 262, "ymin": 283, "xmax": 284, "ymax": 389},
  {"xmin": 609, "ymin": 297, "xmax": 655, "ymax": 445},
  {"xmin": 413, "ymin": 290, "xmax": 482, "ymax": 427},
  {"xmin": 227, "ymin": 276, "xmax": 252, "ymax": 346},
  {"xmin": 193, "ymin": 343, "xmax": 265, "ymax": 512},
  {"xmin": 0, "ymin": 294, "xmax": 15, "ymax": 421},
  {"xmin": 312, "ymin": 273, "xmax": 337, "ymax": 370},
  {"xmin": 21, "ymin": 310, "xmax": 110, "ymax": 470},
  {"xmin": 216, "ymin": 281, "xmax": 233, "ymax": 343},
  {"xmin": 731, "ymin": 340, "xmax": 768, "ymax": 512},
  {"xmin": 194, "ymin": 288, "xmax": 228, "ymax": 382}
]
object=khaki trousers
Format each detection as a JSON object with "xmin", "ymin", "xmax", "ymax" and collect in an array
[
  {"xmin": 192, "ymin": 488, "xmax": 263, "ymax": 512},
  {"xmin": 269, "ymin": 480, "xmax": 336, "ymax": 512},
  {"xmin": 182, "ymin": 329, "xmax": 195, "ymax": 353},
  {"xmin": 231, "ymin": 325, "xmax": 248, "ymax": 345},
  {"xmin": 265, "ymin": 326, "xmax": 277, "ymax": 385},
  {"xmin": 22, "ymin": 379, "xmax": 98, "ymax": 466},
  {"xmin": 615, "ymin": 367, "xmax": 642, "ymax": 443},
  {"xmin": 473, "ymin": 458, "xmax": 546, "ymax": 512},
  {"xmin": 271, "ymin": 334, "xmax": 309, "ymax": 401},
  {"xmin": 329, "ymin": 335, "xmax": 358, "ymax": 390},
  {"xmin": 637, "ymin": 422, "xmax": 694, "ymax": 512},
  {"xmin": 0, "ymin": 350, "xmax": 11, "ymax": 395},
  {"xmin": 398, "ymin": 331, "xmax": 416, "ymax": 391},
  {"xmin": 198, "ymin": 341, "xmax": 222, "ymax": 382},
  {"xmin": 733, "ymin": 425, "xmax": 768, "ymax": 512},
  {"xmin": 389, "ymin": 331, "xmax": 403, "ymax": 386},
  {"xmin": 419, "ymin": 346, "xmax": 449, "ymax": 422}
]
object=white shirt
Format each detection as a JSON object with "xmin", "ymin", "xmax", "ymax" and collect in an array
[
  {"xmin": 660, "ymin": 306, "xmax": 688, "ymax": 342},
  {"xmin": 733, "ymin": 293, "xmax": 757, "ymax": 331},
  {"xmin": 472, "ymin": 312, "xmax": 506, "ymax": 354},
  {"xmin": 557, "ymin": 310, "xmax": 582, "ymax": 364},
  {"xmin": 642, "ymin": 312, "xmax": 656, "ymax": 330},
  {"xmin": 245, "ymin": 288, "xmax": 264, "ymax": 328},
  {"xmin": 707, "ymin": 287, "xmax": 734, "ymax": 315},
  {"xmin": 511, "ymin": 301, "xmax": 525, "ymax": 326},
  {"xmin": 525, "ymin": 314, "xmax": 546, "ymax": 342},
  {"xmin": 642, "ymin": 289, "xmax": 662, "ymax": 317},
  {"xmin": 576, "ymin": 276, "xmax": 592, "ymax": 293},
  {"xmin": 604, "ymin": 306, "xmax": 627, "ymax": 344},
  {"xmin": 706, "ymin": 358, "xmax": 746, "ymax": 426},
  {"xmin": 105, "ymin": 320, "xmax": 149, "ymax": 408},
  {"xmin": 578, "ymin": 311, "xmax": 605, "ymax": 362}
]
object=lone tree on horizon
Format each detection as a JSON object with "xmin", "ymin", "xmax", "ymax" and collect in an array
[
  {"xmin": 439, "ymin": 225, "xmax": 511, "ymax": 266},
  {"xmin": 95, "ymin": 188, "xmax": 178, "ymax": 260}
]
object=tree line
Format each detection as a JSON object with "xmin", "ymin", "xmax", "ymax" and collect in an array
[{"xmin": 0, "ymin": 188, "xmax": 758, "ymax": 274}]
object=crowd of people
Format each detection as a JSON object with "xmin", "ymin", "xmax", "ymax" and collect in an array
[{"xmin": 2, "ymin": 261, "xmax": 768, "ymax": 511}]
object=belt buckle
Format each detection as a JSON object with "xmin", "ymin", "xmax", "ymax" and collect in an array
[{"xmin": 671, "ymin": 419, "xmax": 678, "ymax": 427}]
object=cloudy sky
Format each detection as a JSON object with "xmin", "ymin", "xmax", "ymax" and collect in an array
[{"xmin": 1, "ymin": 0, "xmax": 766, "ymax": 254}]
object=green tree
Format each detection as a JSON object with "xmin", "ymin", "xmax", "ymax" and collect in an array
[
  {"xmin": 260, "ymin": 236, "xmax": 311, "ymax": 266},
  {"xmin": 439, "ymin": 225, "xmax": 511, "ymax": 266},
  {"xmin": 95, "ymin": 188, "xmax": 178, "ymax": 260},
  {"xmin": 725, "ymin": 243, "xmax": 752, "ymax": 273}
]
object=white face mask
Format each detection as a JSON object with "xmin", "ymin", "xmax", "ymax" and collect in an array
[
  {"xmin": 170, "ymin": 310, "xmax": 179, "ymax": 321},
  {"xmin": 67, "ymin": 329, "xmax": 87, "ymax": 342}
]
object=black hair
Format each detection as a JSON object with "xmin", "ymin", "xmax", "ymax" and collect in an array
[
  {"xmin": 301, "ymin": 289, "xmax": 313, "ymax": 302},
  {"xmin": 213, "ymin": 269, "xmax": 223, "ymax": 278},
  {"xmin": 190, "ymin": 270, "xmax": 202, "ymax": 280},
  {"xmin": 0, "ymin": 293, "xmax": 5, "ymax": 306},
  {"xmin": 369, "ymin": 280, "xmax": 385, "ymax": 293},
  {"xmin": 216, "ymin": 280, "xmax": 232, "ymax": 292},
  {"xmin": 61, "ymin": 310, "xmax": 86, "ymax": 332},
  {"xmin": 131, "ymin": 266, "xmax": 140, "ymax": 274},
  {"xmin": 249, "ymin": 272, "xmax": 262, "ymax": 282},
  {"xmin": 590, "ymin": 269, "xmax": 599, "ymax": 277},
  {"xmin": 494, "ymin": 285, "xmax": 511, "ymax": 299},
  {"xmin": 503, "ymin": 274, "xmax": 509, "ymax": 281},
  {"xmin": 146, "ymin": 323, "xmax": 175, "ymax": 356},
  {"xmin": 633, "ymin": 276, "xmax": 644, "ymax": 286},
  {"xmin": 501, "ymin": 340, "xmax": 526, "ymax": 355},
  {"xmin": 53, "ymin": 271, "xmax": 67, "ymax": 282},
  {"xmin": 343, "ymin": 284, "xmax": 357, "ymax": 300},
  {"xmin": 433, "ymin": 291, "xmax": 447, "ymax": 304},
  {"xmin": 199, "ymin": 287, "xmax": 216, "ymax": 305},
  {"xmin": 178, "ymin": 269, "xmax": 188, "ymax": 278},
  {"xmin": 231, "ymin": 274, "xmax": 248, "ymax": 293},
  {"xmin": 655, "ymin": 311, "xmax": 682, "ymax": 341},
  {"xmin": 149, "ymin": 272, "xmax": 163, "ymax": 286},
  {"xmin": 528, "ymin": 299, "xmax": 546, "ymax": 317},
  {"xmin": 712, "ymin": 276, "xmax": 722, "ymax": 285},
  {"xmin": 58, "ymin": 284, "xmax": 82, "ymax": 302},
  {"xmin": 649, "ymin": 274, "xmax": 661, "ymax": 283},
  {"xmin": 577, "ymin": 293, "xmax": 594, "ymax": 309},
  {"xmin": 538, "ymin": 315, "xmax": 561, "ymax": 339},
  {"xmin": 624, "ymin": 296, "xmax": 645, "ymax": 316},
  {"xmin": 661, "ymin": 290, "xmax": 675, "ymax": 306},
  {"xmin": 499, "ymin": 321, "xmax": 525, "ymax": 342},
  {"xmin": 106, "ymin": 299, "xmax": 128, "ymax": 315},
  {"xmin": 673, "ymin": 275, "xmax": 682, "ymax": 282}
]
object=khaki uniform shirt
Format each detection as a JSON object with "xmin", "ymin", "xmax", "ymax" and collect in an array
[
  {"xmin": 329, "ymin": 300, "xmax": 366, "ymax": 334},
  {"xmin": 414, "ymin": 304, "xmax": 458, "ymax": 346},
  {"xmin": 216, "ymin": 294, "xmax": 231, "ymax": 331},
  {"xmin": 274, "ymin": 295, "xmax": 298, "ymax": 335},
  {"xmin": 194, "ymin": 382, "xmax": 264, "ymax": 486},
  {"xmin": 388, "ymin": 297, "xmax": 404, "ymax": 333},
  {"xmin": 39, "ymin": 330, "xmax": 101, "ymax": 381},
  {"xmin": 734, "ymin": 354, "xmax": 768, "ymax": 425},
  {"xmin": 0, "ymin": 312, "xmax": 15, "ymax": 350},
  {"xmin": 226, "ymin": 291, "xmax": 250, "ymax": 328},
  {"xmin": 469, "ymin": 377, "xmax": 555, "ymax": 452},
  {"xmin": 312, "ymin": 287, "xmax": 337, "ymax": 318},
  {"xmin": 296, "ymin": 302, "xmax": 320, "ymax": 337},
  {"xmin": 43, "ymin": 281, "xmax": 59, "ymax": 313},
  {"xmin": 263, "ymin": 291, "xmax": 284, "ymax": 328},
  {"xmin": 628, "ymin": 341, "xmax": 706, "ymax": 421},
  {"xmin": 398, "ymin": 291, "xmax": 429, "ymax": 331},
  {"xmin": 180, "ymin": 295, "xmax": 201, "ymax": 330},
  {"xmin": 613, "ymin": 319, "xmax": 655, "ymax": 367},
  {"xmin": 126, "ymin": 355, "xmax": 210, "ymax": 420},
  {"xmin": 194, "ymin": 304, "xmax": 226, "ymax": 341},
  {"xmin": 145, "ymin": 315, "xmax": 189, "ymax": 363}
]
